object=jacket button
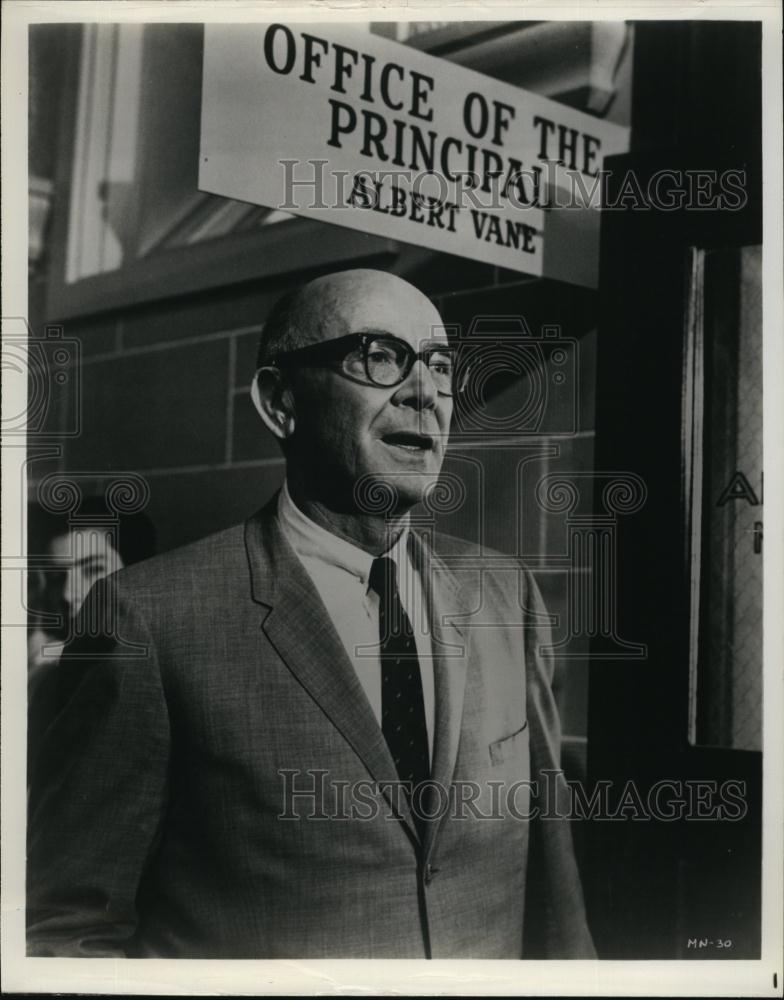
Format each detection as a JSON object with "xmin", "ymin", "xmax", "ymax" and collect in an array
[{"xmin": 424, "ymin": 864, "xmax": 438, "ymax": 885}]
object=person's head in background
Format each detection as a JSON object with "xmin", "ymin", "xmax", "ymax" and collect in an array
[{"xmin": 28, "ymin": 497, "xmax": 157, "ymax": 633}]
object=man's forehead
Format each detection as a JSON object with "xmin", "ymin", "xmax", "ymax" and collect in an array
[
  {"xmin": 49, "ymin": 529, "xmax": 120, "ymax": 558},
  {"xmin": 300, "ymin": 271, "xmax": 444, "ymax": 344}
]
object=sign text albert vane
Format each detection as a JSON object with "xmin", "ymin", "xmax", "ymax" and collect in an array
[{"xmin": 200, "ymin": 23, "xmax": 630, "ymax": 288}]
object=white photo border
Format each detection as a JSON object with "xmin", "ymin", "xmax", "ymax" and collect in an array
[{"xmin": 3, "ymin": 1, "xmax": 782, "ymax": 995}]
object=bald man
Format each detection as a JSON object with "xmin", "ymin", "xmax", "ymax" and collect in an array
[{"xmin": 27, "ymin": 270, "xmax": 594, "ymax": 959}]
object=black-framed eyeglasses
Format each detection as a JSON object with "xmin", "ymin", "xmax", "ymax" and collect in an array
[{"xmin": 266, "ymin": 332, "xmax": 466, "ymax": 396}]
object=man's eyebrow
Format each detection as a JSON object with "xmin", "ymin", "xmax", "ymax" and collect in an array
[
  {"xmin": 352, "ymin": 327, "xmax": 395, "ymax": 338},
  {"xmin": 73, "ymin": 556, "xmax": 107, "ymax": 569},
  {"xmin": 354, "ymin": 328, "xmax": 451, "ymax": 343}
]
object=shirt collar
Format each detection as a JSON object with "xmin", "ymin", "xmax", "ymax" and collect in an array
[{"xmin": 278, "ymin": 479, "xmax": 410, "ymax": 587}]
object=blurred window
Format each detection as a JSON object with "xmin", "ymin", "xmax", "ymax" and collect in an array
[{"xmin": 66, "ymin": 23, "xmax": 295, "ymax": 282}]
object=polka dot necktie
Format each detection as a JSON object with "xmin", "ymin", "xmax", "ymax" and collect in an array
[{"xmin": 369, "ymin": 556, "xmax": 430, "ymax": 842}]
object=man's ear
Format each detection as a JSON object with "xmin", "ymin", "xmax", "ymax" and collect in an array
[{"xmin": 251, "ymin": 367, "xmax": 296, "ymax": 441}]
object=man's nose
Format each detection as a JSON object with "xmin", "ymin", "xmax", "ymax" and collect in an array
[{"xmin": 393, "ymin": 359, "xmax": 438, "ymax": 410}]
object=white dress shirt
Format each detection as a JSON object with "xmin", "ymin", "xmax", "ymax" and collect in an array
[{"xmin": 278, "ymin": 480, "xmax": 435, "ymax": 760}]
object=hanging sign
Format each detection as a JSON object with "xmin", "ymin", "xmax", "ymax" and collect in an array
[{"xmin": 200, "ymin": 23, "xmax": 630, "ymax": 287}]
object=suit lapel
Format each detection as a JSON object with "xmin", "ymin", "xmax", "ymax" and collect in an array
[
  {"xmin": 409, "ymin": 531, "xmax": 474, "ymax": 859},
  {"xmin": 244, "ymin": 501, "xmax": 417, "ymax": 839}
]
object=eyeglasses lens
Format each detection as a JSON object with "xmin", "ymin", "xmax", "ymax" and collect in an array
[
  {"xmin": 365, "ymin": 338, "xmax": 409, "ymax": 386},
  {"xmin": 355, "ymin": 337, "xmax": 455, "ymax": 394},
  {"xmin": 425, "ymin": 348, "xmax": 454, "ymax": 394}
]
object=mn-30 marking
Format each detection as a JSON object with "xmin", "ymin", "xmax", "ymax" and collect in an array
[{"xmin": 686, "ymin": 938, "xmax": 733, "ymax": 949}]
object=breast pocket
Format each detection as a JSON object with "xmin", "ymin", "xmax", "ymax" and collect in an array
[
  {"xmin": 486, "ymin": 721, "xmax": 531, "ymax": 821},
  {"xmin": 488, "ymin": 720, "xmax": 529, "ymax": 767}
]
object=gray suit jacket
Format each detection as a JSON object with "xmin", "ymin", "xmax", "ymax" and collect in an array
[{"xmin": 27, "ymin": 497, "xmax": 595, "ymax": 959}]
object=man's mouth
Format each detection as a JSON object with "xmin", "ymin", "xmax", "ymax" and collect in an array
[{"xmin": 381, "ymin": 431, "xmax": 435, "ymax": 452}]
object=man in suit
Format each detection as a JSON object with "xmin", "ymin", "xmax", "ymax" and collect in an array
[{"xmin": 27, "ymin": 268, "xmax": 595, "ymax": 959}]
